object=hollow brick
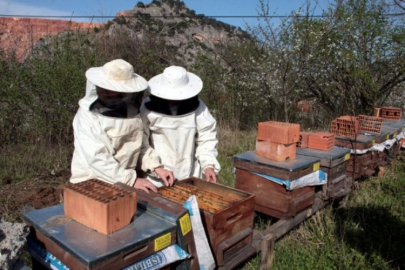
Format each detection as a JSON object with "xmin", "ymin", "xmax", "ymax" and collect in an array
[
  {"xmin": 64, "ymin": 179, "xmax": 137, "ymax": 235},
  {"xmin": 257, "ymin": 121, "xmax": 300, "ymax": 144},
  {"xmin": 256, "ymin": 140, "xmax": 296, "ymax": 161}
]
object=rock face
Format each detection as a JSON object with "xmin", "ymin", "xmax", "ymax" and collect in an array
[{"xmin": 0, "ymin": 17, "xmax": 100, "ymax": 61}]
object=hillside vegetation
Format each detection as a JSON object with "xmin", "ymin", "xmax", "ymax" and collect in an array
[{"xmin": 0, "ymin": 0, "xmax": 405, "ymax": 269}]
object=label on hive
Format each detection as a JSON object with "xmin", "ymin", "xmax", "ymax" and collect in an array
[
  {"xmin": 155, "ymin": 233, "xmax": 172, "ymax": 252},
  {"xmin": 179, "ymin": 214, "xmax": 192, "ymax": 236},
  {"xmin": 344, "ymin": 153, "xmax": 351, "ymax": 161},
  {"xmin": 313, "ymin": 162, "xmax": 320, "ymax": 172}
]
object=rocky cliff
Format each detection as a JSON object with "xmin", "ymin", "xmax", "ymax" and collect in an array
[{"xmin": 0, "ymin": 17, "xmax": 100, "ymax": 61}]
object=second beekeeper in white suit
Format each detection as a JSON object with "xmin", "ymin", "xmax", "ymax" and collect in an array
[
  {"xmin": 70, "ymin": 59, "xmax": 174, "ymax": 193},
  {"xmin": 140, "ymin": 66, "xmax": 221, "ymax": 187}
]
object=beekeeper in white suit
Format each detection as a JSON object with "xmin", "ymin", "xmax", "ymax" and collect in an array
[
  {"xmin": 140, "ymin": 66, "xmax": 221, "ymax": 187},
  {"xmin": 70, "ymin": 59, "xmax": 174, "ymax": 193}
]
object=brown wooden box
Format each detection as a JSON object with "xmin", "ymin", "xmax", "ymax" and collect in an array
[
  {"xmin": 235, "ymin": 169, "xmax": 315, "ymax": 219},
  {"xmin": 64, "ymin": 179, "xmax": 137, "ymax": 235},
  {"xmin": 322, "ymin": 174, "xmax": 352, "ymax": 199},
  {"xmin": 346, "ymin": 152, "xmax": 377, "ymax": 179},
  {"xmin": 157, "ymin": 178, "xmax": 256, "ymax": 267}
]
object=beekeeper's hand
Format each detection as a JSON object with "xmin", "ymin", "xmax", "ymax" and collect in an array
[
  {"xmin": 154, "ymin": 167, "xmax": 175, "ymax": 187},
  {"xmin": 204, "ymin": 167, "xmax": 217, "ymax": 183},
  {"xmin": 133, "ymin": 178, "xmax": 158, "ymax": 193}
]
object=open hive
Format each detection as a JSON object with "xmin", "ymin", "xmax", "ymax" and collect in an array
[
  {"xmin": 159, "ymin": 181, "xmax": 241, "ymax": 213},
  {"xmin": 158, "ymin": 178, "xmax": 256, "ymax": 267}
]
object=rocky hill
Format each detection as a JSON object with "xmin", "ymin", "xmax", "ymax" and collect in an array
[
  {"xmin": 0, "ymin": 17, "xmax": 100, "ymax": 61},
  {"xmin": 110, "ymin": 0, "xmax": 251, "ymax": 63},
  {"xmin": 0, "ymin": 0, "xmax": 251, "ymax": 63}
]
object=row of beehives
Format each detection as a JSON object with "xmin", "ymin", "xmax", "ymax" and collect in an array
[
  {"xmin": 57, "ymin": 106, "xmax": 404, "ymax": 269},
  {"xmin": 234, "ymin": 106, "xmax": 404, "ymax": 220}
]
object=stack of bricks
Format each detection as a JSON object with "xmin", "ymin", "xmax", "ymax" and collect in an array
[
  {"xmin": 330, "ymin": 115, "xmax": 360, "ymax": 138},
  {"xmin": 64, "ymin": 179, "xmax": 137, "ymax": 235},
  {"xmin": 380, "ymin": 107, "xmax": 402, "ymax": 120},
  {"xmin": 358, "ymin": 114, "xmax": 382, "ymax": 134},
  {"xmin": 307, "ymin": 132, "xmax": 335, "ymax": 151},
  {"xmin": 256, "ymin": 121, "xmax": 300, "ymax": 161}
]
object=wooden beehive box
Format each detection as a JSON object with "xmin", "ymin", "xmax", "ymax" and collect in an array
[
  {"xmin": 64, "ymin": 179, "xmax": 137, "ymax": 235},
  {"xmin": 233, "ymin": 151, "xmax": 320, "ymax": 219},
  {"xmin": 297, "ymin": 146, "xmax": 352, "ymax": 200},
  {"xmin": 346, "ymin": 152, "xmax": 377, "ymax": 180},
  {"xmin": 158, "ymin": 178, "xmax": 256, "ymax": 267}
]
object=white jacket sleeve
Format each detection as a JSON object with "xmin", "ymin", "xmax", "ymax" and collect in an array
[
  {"xmin": 71, "ymin": 111, "xmax": 137, "ymax": 186},
  {"xmin": 195, "ymin": 102, "xmax": 221, "ymax": 174},
  {"xmin": 137, "ymin": 117, "xmax": 162, "ymax": 175}
]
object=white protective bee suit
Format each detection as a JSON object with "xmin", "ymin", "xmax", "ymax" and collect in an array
[
  {"xmin": 140, "ymin": 66, "xmax": 220, "ymax": 187},
  {"xmin": 70, "ymin": 60, "xmax": 161, "ymax": 186}
]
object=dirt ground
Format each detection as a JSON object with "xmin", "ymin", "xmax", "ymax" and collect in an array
[{"xmin": 0, "ymin": 173, "xmax": 69, "ymax": 222}]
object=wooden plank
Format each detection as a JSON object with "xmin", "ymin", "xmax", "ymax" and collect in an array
[{"xmin": 260, "ymin": 234, "xmax": 275, "ymax": 270}]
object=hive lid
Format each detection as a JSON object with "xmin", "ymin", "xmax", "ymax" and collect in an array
[
  {"xmin": 23, "ymin": 204, "xmax": 176, "ymax": 267},
  {"xmin": 234, "ymin": 151, "xmax": 320, "ymax": 173},
  {"xmin": 297, "ymin": 146, "xmax": 350, "ymax": 161}
]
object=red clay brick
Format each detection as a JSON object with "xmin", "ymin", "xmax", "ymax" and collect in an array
[
  {"xmin": 257, "ymin": 121, "xmax": 300, "ymax": 144},
  {"xmin": 64, "ymin": 179, "xmax": 137, "ymax": 235},
  {"xmin": 330, "ymin": 115, "xmax": 360, "ymax": 137},
  {"xmin": 256, "ymin": 140, "xmax": 296, "ymax": 161},
  {"xmin": 296, "ymin": 132, "xmax": 310, "ymax": 149},
  {"xmin": 308, "ymin": 132, "xmax": 335, "ymax": 151},
  {"xmin": 358, "ymin": 115, "xmax": 382, "ymax": 134},
  {"xmin": 374, "ymin": 108, "xmax": 381, "ymax": 117},
  {"xmin": 380, "ymin": 107, "xmax": 402, "ymax": 120}
]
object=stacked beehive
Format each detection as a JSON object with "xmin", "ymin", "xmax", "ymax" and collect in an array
[
  {"xmin": 64, "ymin": 179, "xmax": 137, "ymax": 235},
  {"xmin": 256, "ymin": 121, "xmax": 300, "ymax": 161}
]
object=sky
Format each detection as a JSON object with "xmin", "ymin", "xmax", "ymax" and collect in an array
[{"xmin": 0, "ymin": 0, "xmax": 328, "ymax": 29}]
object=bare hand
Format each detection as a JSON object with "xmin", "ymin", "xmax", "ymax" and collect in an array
[
  {"xmin": 204, "ymin": 167, "xmax": 217, "ymax": 183},
  {"xmin": 133, "ymin": 178, "xmax": 158, "ymax": 194},
  {"xmin": 154, "ymin": 167, "xmax": 175, "ymax": 187}
]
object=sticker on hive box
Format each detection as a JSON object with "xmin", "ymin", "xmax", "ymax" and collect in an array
[
  {"xmin": 251, "ymin": 170, "xmax": 327, "ymax": 190},
  {"xmin": 123, "ymin": 244, "xmax": 190, "ymax": 270}
]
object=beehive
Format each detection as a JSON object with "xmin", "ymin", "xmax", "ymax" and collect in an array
[
  {"xmin": 64, "ymin": 179, "xmax": 137, "ymax": 235},
  {"xmin": 158, "ymin": 179, "xmax": 256, "ymax": 267}
]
